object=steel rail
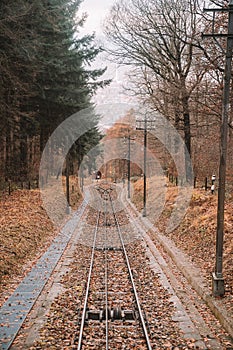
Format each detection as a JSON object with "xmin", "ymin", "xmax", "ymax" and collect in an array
[
  {"xmin": 77, "ymin": 211, "xmax": 100, "ymax": 350},
  {"xmin": 109, "ymin": 195, "xmax": 152, "ymax": 350},
  {"xmin": 104, "ymin": 197, "xmax": 109, "ymax": 350}
]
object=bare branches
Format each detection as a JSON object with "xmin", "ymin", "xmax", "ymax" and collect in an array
[{"xmin": 106, "ymin": 1, "xmax": 233, "ymax": 167}]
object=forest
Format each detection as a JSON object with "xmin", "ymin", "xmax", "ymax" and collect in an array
[
  {"xmin": 1, "ymin": 0, "xmax": 233, "ymax": 189},
  {"xmin": 0, "ymin": 0, "xmax": 107, "ymax": 188}
]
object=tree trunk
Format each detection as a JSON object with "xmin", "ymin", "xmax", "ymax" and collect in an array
[
  {"xmin": 181, "ymin": 82, "xmax": 192, "ymax": 182},
  {"xmin": 20, "ymin": 135, "xmax": 28, "ymax": 180},
  {"xmin": 183, "ymin": 110, "xmax": 191, "ymax": 155},
  {"xmin": 5, "ymin": 126, "xmax": 11, "ymax": 179},
  {"xmin": 181, "ymin": 81, "xmax": 191, "ymax": 156}
]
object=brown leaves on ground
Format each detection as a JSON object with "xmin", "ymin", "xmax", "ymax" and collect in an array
[
  {"xmin": 0, "ymin": 176, "xmax": 82, "ymax": 305},
  {"xmin": 0, "ymin": 189, "xmax": 55, "ymax": 303},
  {"xmin": 158, "ymin": 187, "xmax": 233, "ymax": 296},
  {"xmin": 132, "ymin": 177, "xmax": 233, "ymax": 313}
]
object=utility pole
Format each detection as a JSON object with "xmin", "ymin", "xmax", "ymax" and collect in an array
[
  {"xmin": 80, "ymin": 166, "xmax": 84, "ymax": 192},
  {"xmin": 65, "ymin": 136, "xmax": 71, "ymax": 214},
  {"xmin": 66, "ymin": 155, "xmax": 71, "ymax": 214},
  {"xmin": 128, "ymin": 133, "xmax": 131, "ymax": 198},
  {"xmin": 203, "ymin": 0, "xmax": 233, "ymax": 297},
  {"xmin": 136, "ymin": 117, "xmax": 150, "ymax": 217},
  {"xmin": 143, "ymin": 118, "xmax": 147, "ymax": 217}
]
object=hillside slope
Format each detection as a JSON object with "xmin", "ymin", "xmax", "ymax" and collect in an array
[{"xmin": 132, "ymin": 177, "xmax": 233, "ymax": 312}]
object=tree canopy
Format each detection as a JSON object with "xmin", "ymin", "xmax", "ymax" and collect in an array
[
  {"xmin": 104, "ymin": 0, "xmax": 233, "ymax": 179},
  {"xmin": 0, "ymin": 0, "xmax": 107, "ymax": 182}
]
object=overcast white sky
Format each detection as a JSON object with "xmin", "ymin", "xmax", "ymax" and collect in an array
[
  {"xmin": 78, "ymin": 0, "xmax": 118, "ymax": 78},
  {"xmin": 79, "ymin": 0, "xmax": 115, "ymax": 36},
  {"xmin": 78, "ymin": 0, "xmax": 132, "ymax": 106}
]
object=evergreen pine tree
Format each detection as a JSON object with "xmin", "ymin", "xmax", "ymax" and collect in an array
[{"xmin": 0, "ymin": 0, "xmax": 108, "ymax": 181}]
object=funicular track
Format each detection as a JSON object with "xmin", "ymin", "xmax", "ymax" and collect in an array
[
  {"xmin": 76, "ymin": 184, "xmax": 152, "ymax": 350},
  {"xmin": 1, "ymin": 182, "xmax": 231, "ymax": 349}
]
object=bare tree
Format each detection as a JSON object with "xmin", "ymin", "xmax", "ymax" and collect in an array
[{"xmin": 104, "ymin": 0, "xmax": 212, "ymax": 156}]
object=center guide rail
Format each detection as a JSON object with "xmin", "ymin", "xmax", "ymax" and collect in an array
[
  {"xmin": 76, "ymin": 184, "xmax": 152, "ymax": 349},
  {"xmin": 110, "ymin": 196, "xmax": 152, "ymax": 350}
]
